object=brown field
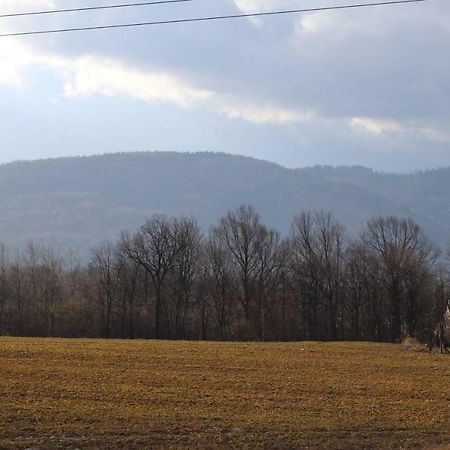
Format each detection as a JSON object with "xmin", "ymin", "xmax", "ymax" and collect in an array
[{"xmin": 0, "ymin": 338, "xmax": 449, "ymax": 449}]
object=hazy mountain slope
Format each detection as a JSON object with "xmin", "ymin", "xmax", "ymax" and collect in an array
[{"xmin": 0, "ymin": 152, "xmax": 449, "ymax": 257}]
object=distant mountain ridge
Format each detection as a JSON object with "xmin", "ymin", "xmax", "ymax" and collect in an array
[{"xmin": 1, "ymin": 151, "xmax": 449, "ymax": 257}]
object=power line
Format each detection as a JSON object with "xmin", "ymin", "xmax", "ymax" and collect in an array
[
  {"xmin": 0, "ymin": 0, "xmax": 193, "ymax": 19},
  {"xmin": 0, "ymin": 0, "xmax": 427, "ymax": 38}
]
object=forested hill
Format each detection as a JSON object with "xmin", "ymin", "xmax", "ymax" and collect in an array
[{"xmin": 1, "ymin": 151, "xmax": 450, "ymax": 256}]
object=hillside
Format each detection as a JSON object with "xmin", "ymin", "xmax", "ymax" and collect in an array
[{"xmin": 0, "ymin": 151, "xmax": 449, "ymax": 256}]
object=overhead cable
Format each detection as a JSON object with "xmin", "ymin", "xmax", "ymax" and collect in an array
[{"xmin": 0, "ymin": 0, "xmax": 427, "ymax": 38}]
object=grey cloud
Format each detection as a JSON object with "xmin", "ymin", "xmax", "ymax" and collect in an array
[
  {"xmin": 40, "ymin": 0, "xmax": 449, "ymax": 123},
  {"xmin": 1, "ymin": 0, "xmax": 449, "ymax": 170}
]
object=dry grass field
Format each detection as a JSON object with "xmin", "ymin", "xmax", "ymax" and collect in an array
[{"xmin": 0, "ymin": 338, "xmax": 449, "ymax": 449}]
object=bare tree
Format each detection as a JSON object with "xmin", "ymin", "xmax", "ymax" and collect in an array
[
  {"xmin": 169, "ymin": 217, "xmax": 202, "ymax": 339},
  {"xmin": 289, "ymin": 212, "xmax": 345, "ymax": 340},
  {"xmin": 123, "ymin": 215, "xmax": 186, "ymax": 339},
  {"xmin": 212, "ymin": 206, "xmax": 260, "ymax": 322},
  {"xmin": 275, "ymin": 240, "xmax": 294, "ymax": 341},
  {"xmin": 345, "ymin": 242, "xmax": 383, "ymax": 340},
  {"xmin": 0, "ymin": 244, "xmax": 9, "ymax": 336},
  {"xmin": 204, "ymin": 234, "xmax": 236, "ymax": 340},
  {"xmin": 254, "ymin": 226, "xmax": 280, "ymax": 341},
  {"xmin": 116, "ymin": 234, "xmax": 142, "ymax": 339},
  {"xmin": 0, "ymin": 208, "xmax": 446, "ymax": 344},
  {"xmin": 91, "ymin": 241, "xmax": 118, "ymax": 339},
  {"xmin": 361, "ymin": 216, "xmax": 438, "ymax": 342},
  {"xmin": 211, "ymin": 206, "xmax": 280, "ymax": 339},
  {"xmin": 38, "ymin": 247, "xmax": 63, "ymax": 337},
  {"xmin": 9, "ymin": 253, "xmax": 24, "ymax": 336}
]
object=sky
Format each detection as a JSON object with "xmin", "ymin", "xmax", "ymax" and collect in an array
[{"xmin": 0, "ymin": 0, "xmax": 448, "ymax": 171}]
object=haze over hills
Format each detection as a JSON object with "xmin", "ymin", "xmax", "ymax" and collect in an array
[{"xmin": 1, "ymin": 151, "xmax": 449, "ymax": 257}]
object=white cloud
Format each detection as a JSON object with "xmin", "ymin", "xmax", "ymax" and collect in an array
[
  {"xmin": 1, "ymin": 38, "xmax": 444, "ymax": 135},
  {"xmin": 0, "ymin": 2, "xmax": 447, "ymax": 142},
  {"xmin": 296, "ymin": 12, "xmax": 337, "ymax": 36},
  {"xmin": 350, "ymin": 116, "xmax": 450, "ymax": 143},
  {"xmin": 219, "ymin": 100, "xmax": 314, "ymax": 125},
  {"xmin": 0, "ymin": 37, "xmax": 310, "ymax": 125},
  {"xmin": 61, "ymin": 57, "xmax": 313, "ymax": 125},
  {"xmin": 0, "ymin": 0, "xmax": 58, "ymax": 87},
  {"xmin": 0, "ymin": 0, "xmax": 56, "ymax": 34},
  {"xmin": 293, "ymin": 7, "xmax": 387, "ymax": 43},
  {"xmin": 233, "ymin": 0, "xmax": 300, "ymax": 14},
  {"xmin": 418, "ymin": 126, "xmax": 450, "ymax": 143},
  {"xmin": 233, "ymin": 0, "xmax": 266, "ymax": 26},
  {"xmin": 62, "ymin": 56, "xmax": 213, "ymax": 107},
  {"xmin": 233, "ymin": 0, "xmax": 301, "ymax": 26},
  {"xmin": 233, "ymin": 0, "xmax": 277, "ymax": 14},
  {"xmin": 350, "ymin": 117, "xmax": 404, "ymax": 135},
  {"xmin": 0, "ymin": 39, "xmax": 41, "ymax": 87}
]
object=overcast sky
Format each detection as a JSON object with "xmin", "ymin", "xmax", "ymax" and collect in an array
[{"xmin": 0, "ymin": 0, "xmax": 448, "ymax": 171}]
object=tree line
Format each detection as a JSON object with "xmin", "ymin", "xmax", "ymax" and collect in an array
[{"xmin": 0, "ymin": 206, "xmax": 448, "ymax": 343}]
